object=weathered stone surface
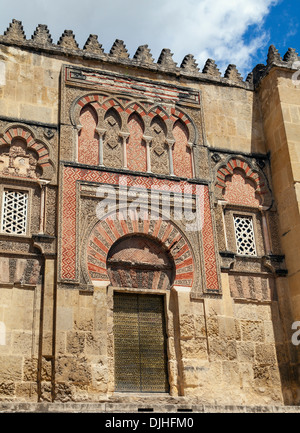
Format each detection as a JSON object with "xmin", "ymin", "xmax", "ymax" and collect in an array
[
  {"xmin": 133, "ymin": 45, "xmax": 154, "ymax": 64},
  {"xmin": 109, "ymin": 39, "xmax": 129, "ymax": 59},
  {"xmin": 57, "ymin": 30, "xmax": 78, "ymax": 50},
  {"xmin": 31, "ymin": 24, "xmax": 52, "ymax": 45},
  {"xmin": 181, "ymin": 54, "xmax": 199, "ymax": 72},
  {"xmin": 83, "ymin": 34, "xmax": 104, "ymax": 55}
]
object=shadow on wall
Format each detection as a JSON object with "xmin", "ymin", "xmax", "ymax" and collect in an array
[{"xmin": 251, "ymin": 85, "xmax": 300, "ymax": 406}]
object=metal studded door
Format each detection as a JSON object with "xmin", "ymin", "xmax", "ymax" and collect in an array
[{"xmin": 114, "ymin": 292, "xmax": 169, "ymax": 393}]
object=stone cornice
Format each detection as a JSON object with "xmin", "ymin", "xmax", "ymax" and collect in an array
[{"xmin": 0, "ymin": 20, "xmax": 298, "ymax": 91}]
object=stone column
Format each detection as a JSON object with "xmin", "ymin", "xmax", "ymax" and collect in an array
[
  {"xmin": 166, "ymin": 139, "xmax": 175, "ymax": 176},
  {"xmin": 260, "ymin": 208, "xmax": 272, "ymax": 254},
  {"xmin": 143, "ymin": 135, "xmax": 153, "ymax": 173},
  {"xmin": 96, "ymin": 128, "xmax": 106, "ymax": 167},
  {"xmin": 38, "ymin": 180, "xmax": 50, "ymax": 234},
  {"xmin": 188, "ymin": 142, "xmax": 196, "ymax": 178},
  {"xmin": 74, "ymin": 124, "xmax": 82, "ymax": 163},
  {"xmin": 119, "ymin": 132, "xmax": 130, "ymax": 169}
]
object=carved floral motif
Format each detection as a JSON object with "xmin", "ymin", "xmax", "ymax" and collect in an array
[
  {"xmin": 0, "ymin": 138, "xmax": 41, "ymax": 178},
  {"xmin": 150, "ymin": 116, "xmax": 169, "ymax": 175},
  {"xmin": 103, "ymin": 108, "xmax": 123, "ymax": 168}
]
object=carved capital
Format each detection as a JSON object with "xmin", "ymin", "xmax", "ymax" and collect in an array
[
  {"xmin": 95, "ymin": 127, "xmax": 106, "ymax": 137},
  {"xmin": 142, "ymin": 135, "xmax": 153, "ymax": 145},
  {"xmin": 118, "ymin": 131, "xmax": 130, "ymax": 140},
  {"xmin": 166, "ymin": 139, "xmax": 175, "ymax": 149}
]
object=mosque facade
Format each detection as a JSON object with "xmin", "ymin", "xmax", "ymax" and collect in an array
[{"xmin": 0, "ymin": 19, "xmax": 299, "ymax": 409}]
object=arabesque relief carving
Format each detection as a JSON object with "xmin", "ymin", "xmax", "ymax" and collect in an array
[{"xmin": 0, "ymin": 138, "xmax": 42, "ymax": 178}]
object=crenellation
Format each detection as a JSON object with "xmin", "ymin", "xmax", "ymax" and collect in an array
[
  {"xmin": 180, "ymin": 54, "xmax": 200, "ymax": 73},
  {"xmin": 57, "ymin": 29, "xmax": 79, "ymax": 50},
  {"xmin": 0, "ymin": 20, "xmax": 298, "ymax": 91},
  {"xmin": 283, "ymin": 47, "xmax": 299, "ymax": 64},
  {"xmin": 224, "ymin": 64, "xmax": 244, "ymax": 84},
  {"xmin": 245, "ymin": 72, "xmax": 254, "ymax": 85},
  {"xmin": 109, "ymin": 39, "xmax": 129, "ymax": 59},
  {"xmin": 157, "ymin": 48, "xmax": 177, "ymax": 69},
  {"xmin": 133, "ymin": 44, "xmax": 154, "ymax": 64},
  {"xmin": 31, "ymin": 24, "xmax": 53, "ymax": 46},
  {"xmin": 3, "ymin": 19, "xmax": 26, "ymax": 42},
  {"xmin": 83, "ymin": 34, "xmax": 104, "ymax": 55},
  {"xmin": 267, "ymin": 44, "xmax": 283, "ymax": 66},
  {"xmin": 202, "ymin": 58, "xmax": 221, "ymax": 78}
]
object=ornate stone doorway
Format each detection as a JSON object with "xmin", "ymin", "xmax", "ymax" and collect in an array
[
  {"xmin": 109, "ymin": 235, "xmax": 174, "ymax": 393},
  {"xmin": 113, "ymin": 292, "xmax": 169, "ymax": 393}
]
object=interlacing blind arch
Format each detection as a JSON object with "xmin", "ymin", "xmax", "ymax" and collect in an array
[{"xmin": 74, "ymin": 95, "xmax": 196, "ymax": 178}]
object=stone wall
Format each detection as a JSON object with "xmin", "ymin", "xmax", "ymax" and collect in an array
[
  {"xmin": 50, "ymin": 284, "xmax": 286, "ymax": 406},
  {"xmin": 259, "ymin": 67, "xmax": 300, "ymax": 322},
  {"xmin": 0, "ymin": 285, "xmax": 41, "ymax": 401}
]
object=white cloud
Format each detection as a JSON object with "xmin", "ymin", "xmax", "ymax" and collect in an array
[{"xmin": 0, "ymin": 0, "xmax": 278, "ymax": 76}]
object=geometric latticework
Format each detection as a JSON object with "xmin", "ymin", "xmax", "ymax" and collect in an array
[
  {"xmin": 1, "ymin": 190, "xmax": 28, "ymax": 235},
  {"xmin": 234, "ymin": 215, "xmax": 256, "ymax": 256}
]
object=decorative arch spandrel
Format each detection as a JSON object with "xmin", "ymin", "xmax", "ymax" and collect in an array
[
  {"xmin": 0, "ymin": 124, "xmax": 54, "ymax": 181},
  {"xmin": 84, "ymin": 212, "xmax": 195, "ymax": 290},
  {"xmin": 214, "ymin": 156, "xmax": 272, "ymax": 208}
]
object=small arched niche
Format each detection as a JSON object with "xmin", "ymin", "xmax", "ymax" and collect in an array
[
  {"xmin": 223, "ymin": 168, "xmax": 261, "ymax": 207},
  {"xmin": 78, "ymin": 104, "xmax": 99, "ymax": 165},
  {"xmin": 106, "ymin": 234, "xmax": 175, "ymax": 290},
  {"xmin": 172, "ymin": 119, "xmax": 192, "ymax": 178},
  {"xmin": 126, "ymin": 112, "xmax": 146, "ymax": 172}
]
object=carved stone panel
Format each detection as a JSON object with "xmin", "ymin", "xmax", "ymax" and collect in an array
[
  {"xmin": 103, "ymin": 108, "xmax": 123, "ymax": 168},
  {"xmin": 107, "ymin": 235, "xmax": 175, "ymax": 290},
  {"xmin": 150, "ymin": 116, "xmax": 169, "ymax": 175},
  {"xmin": 0, "ymin": 139, "xmax": 42, "ymax": 178}
]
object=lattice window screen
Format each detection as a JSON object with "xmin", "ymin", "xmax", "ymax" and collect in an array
[
  {"xmin": 1, "ymin": 190, "xmax": 28, "ymax": 235},
  {"xmin": 234, "ymin": 215, "xmax": 256, "ymax": 256}
]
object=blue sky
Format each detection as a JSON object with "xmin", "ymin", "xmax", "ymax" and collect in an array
[
  {"xmin": 246, "ymin": 0, "xmax": 300, "ymax": 68},
  {"xmin": 0, "ymin": 0, "xmax": 299, "ymax": 78}
]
